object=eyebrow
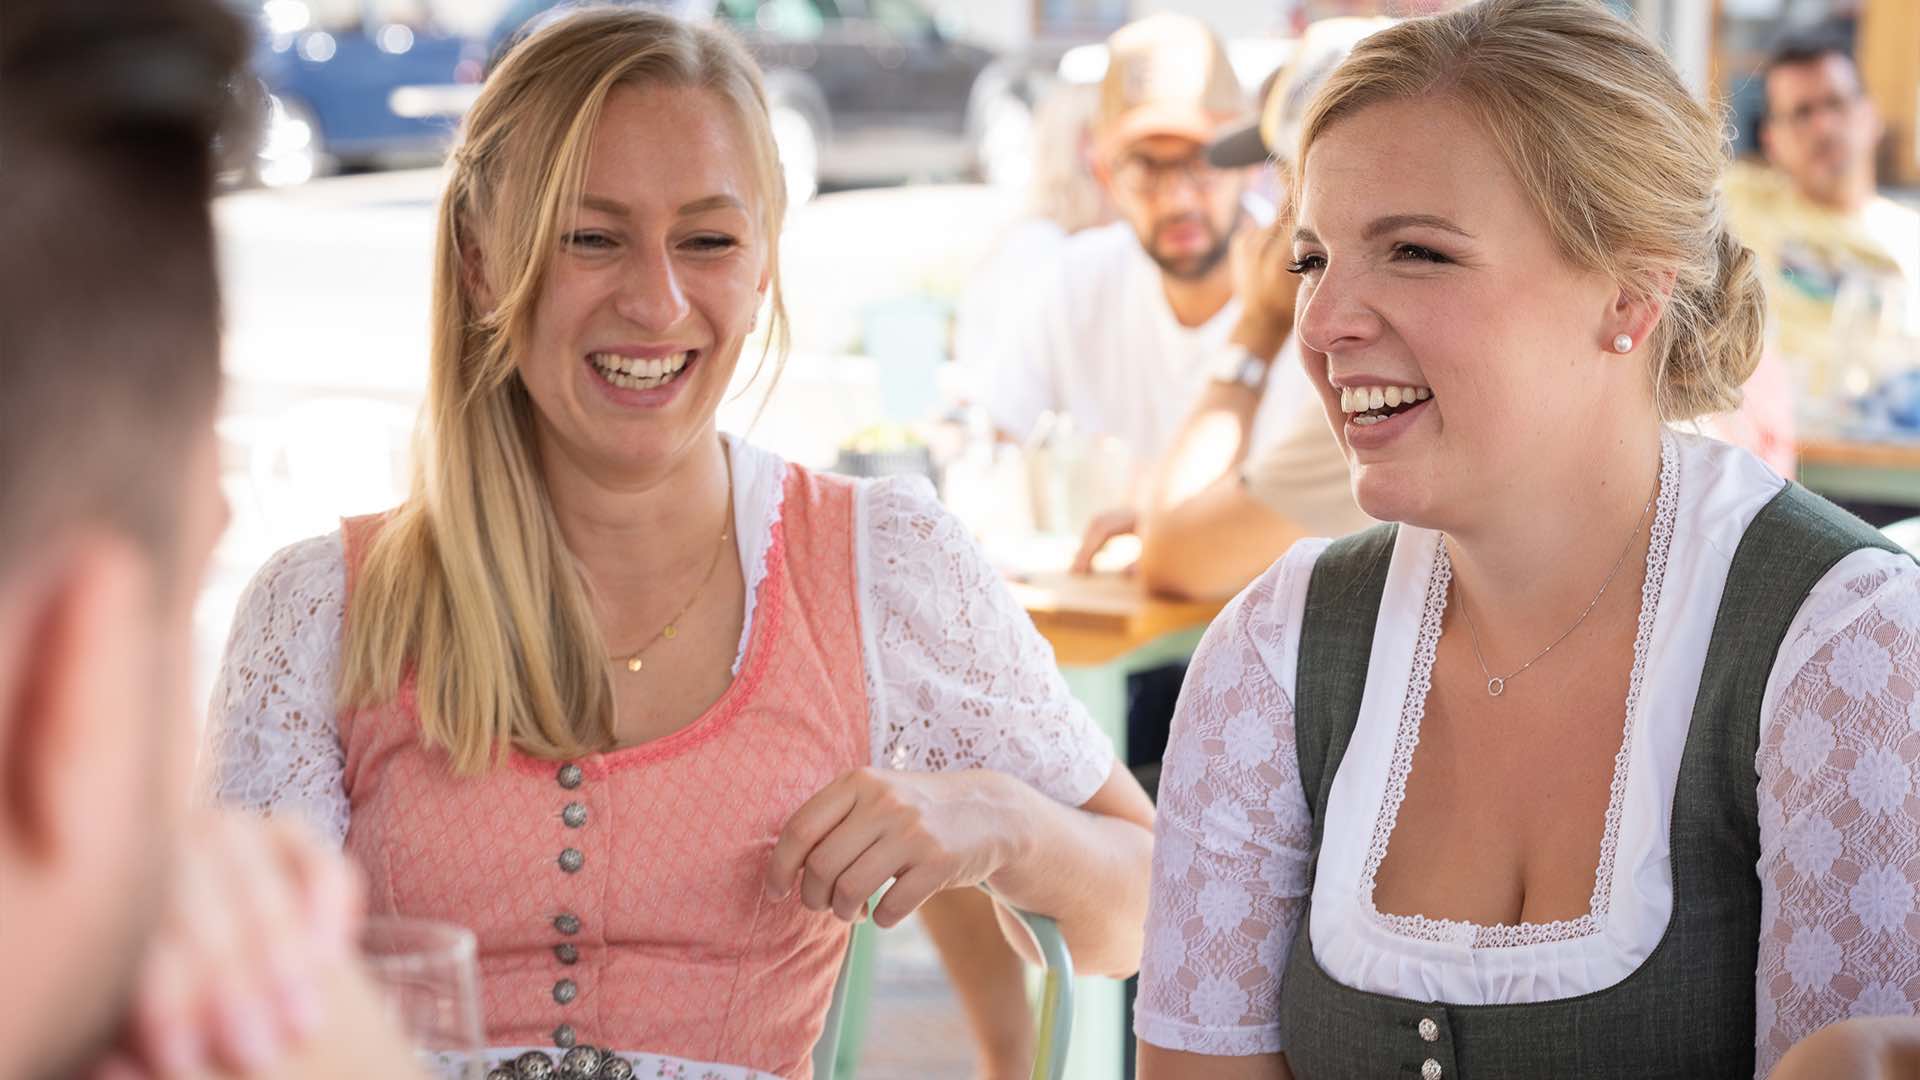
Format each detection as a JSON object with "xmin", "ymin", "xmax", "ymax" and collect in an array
[
  {"xmin": 1293, "ymin": 213, "xmax": 1475, "ymax": 246},
  {"xmin": 579, "ymin": 193, "xmax": 747, "ymax": 217}
]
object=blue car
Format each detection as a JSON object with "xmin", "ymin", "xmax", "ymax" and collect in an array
[{"xmin": 232, "ymin": 0, "xmax": 487, "ymax": 185}]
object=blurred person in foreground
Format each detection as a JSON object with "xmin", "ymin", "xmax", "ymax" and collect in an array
[
  {"xmin": 1726, "ymin": 31, "xmax": 1920, "ymax": 398},
  {"xmin": 1128, "ymin": 18, "xmax": 1388, "ymax": 603},
  {"xmin": 202, "ymin": 8, "xmax": 1154, "ymax": 1077},
  {"xmin": 983, "ymin": 14, "xmax": 1316, "ymax": 566},
  {"xmin": 0, "ymin": 1, "xmax": 419, "ymax": 1078},
  {"xmin": 1132, "ymin": 1, "xmax": 1920, "ymax": 1077}
]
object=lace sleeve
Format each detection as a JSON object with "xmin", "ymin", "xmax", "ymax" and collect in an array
[
  {"xmin": 201, "ymin": 533, "xmax": 352, "ymax": 847},
  {"xmin": 1755, "ymin": 553, "xmax": 1920, "ymax": 1077},
  {"xmin": 857, "ymin": 475, "xmax": 1113, "ymax": 807},
  {"xmin": 1134, "ymin": 566, "xmax": 1312, "ymax": 1055}
]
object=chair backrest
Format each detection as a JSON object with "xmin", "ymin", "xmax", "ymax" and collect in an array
[{"xmin": 814, "ymin": 893, "xmax": 1075, "ymax": 1080}]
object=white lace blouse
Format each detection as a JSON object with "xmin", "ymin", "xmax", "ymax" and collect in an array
[
  {"xmin": 203, "ymin": 435, "xmax": 1115, "ymax": 844},
  {"xmin": 1135, "ymin": 431, "xmax": 1920, "ymax": 1077}
]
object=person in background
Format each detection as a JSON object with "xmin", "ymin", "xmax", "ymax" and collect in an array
[
  {"xmin": 952, "ymin": 82, "xmax": 1114, "ymax": 403},
  {"xmin": 1726, "ymin": 31, "xmax": 1920, "ymax": 403},
  {"xmin": 1131, "ymin": 18, "xmax": 1389, "ymax": 602},
  {"xmin": 984, "ymin": 14, "xmax": 1314, "ymax": 567},
  {"xmin": 203, "ymin": 9, "xmax": 1154, "ymax": 1078},
  {"xmin": 0, "ymin": 1, "xmax": 420, "ymax": 1077}
]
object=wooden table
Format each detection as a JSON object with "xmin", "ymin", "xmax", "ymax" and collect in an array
[
  {"xmin": 1797, "ymin": 436, "xmax": 1920, "ymax": 509},
  {"xmin": 1006, "ymin": 571, "xmax": 1226, "ymax": 1080}
]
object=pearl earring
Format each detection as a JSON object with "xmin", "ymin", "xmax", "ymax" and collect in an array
[{"xmin": 1612, "ymin": 334, "xmax": 1633, "ymax": 354}]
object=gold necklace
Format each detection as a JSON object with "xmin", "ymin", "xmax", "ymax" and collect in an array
[{"xmin": 608, "ymin": 460, "xmax": 733, "ymax": 674}]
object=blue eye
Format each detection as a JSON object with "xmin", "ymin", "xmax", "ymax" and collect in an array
[
  {"xmin": 685, "ymin": 234, "xmax": 740, "ymax": 252},
  {"xmin": 1286, "ymin": 254, "xmax": 1326, "ymax": 275},
  {"xmin": 564, "ymin": 231, "xmax": 614, "ymax": 250}
]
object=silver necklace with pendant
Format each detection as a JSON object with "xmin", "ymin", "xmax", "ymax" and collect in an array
[{"xmin": 1454, "ymin": 475, "xmax": 1657, "ymax": 697}]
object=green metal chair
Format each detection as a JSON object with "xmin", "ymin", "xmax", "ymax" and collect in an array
[{"xmin": 813, "ymin": 889, "xmax": 1074, "ymax": 1080}]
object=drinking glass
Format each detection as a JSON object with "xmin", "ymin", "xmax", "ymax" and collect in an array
[{"xmin": 360, "ymin": 915, "xmax": 487, "ymax": 1079}]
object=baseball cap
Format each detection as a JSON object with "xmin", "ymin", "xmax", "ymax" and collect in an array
[
  {"xmin": 1208, "ymin": 16, "xmax": 1395, "ymax": 169},
  {"xmin": 1096, "ymin": 14, "xmax": 1244, "ymax": 155}
]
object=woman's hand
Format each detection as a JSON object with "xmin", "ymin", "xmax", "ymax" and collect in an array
[
  {"xmin": 1228, "ymin": 221, "xmax": 1297, "ymax": 360},
  {"xmin": 1771, "ymin": 1017, "xmax": 1920, "ymax": 1080},
  {"xmin": 767, "ymin": 768, "xmax": 1022, "ymax": 929},
  {"xmin": 105, "ymin": 811, "xmax": 367, "ymax": 1077}
]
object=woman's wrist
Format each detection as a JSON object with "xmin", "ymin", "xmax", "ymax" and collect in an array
[
  {"xmin": 973, "ymin": 770, "xmax": 1042, "ymax": 889},
  {"xmin": 1230, "ymin": 313, "xmax": 1291, "ymax": 361}
]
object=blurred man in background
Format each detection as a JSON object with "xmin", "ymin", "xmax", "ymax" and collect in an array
[
  {"xmin": 984, "ymin": 13, "xmax": 1315, "ymax": 570},
  {"xmin": 0, "ymin": 2, "xmax": 418, "ymax": 1076},
  {"xmin": 1727, "ymin": 32, "xmax": 1920, "ymax": 395},
  {"xmin": 1131, "ymin": 17, "xmax": 1386, "ymax": 603}
]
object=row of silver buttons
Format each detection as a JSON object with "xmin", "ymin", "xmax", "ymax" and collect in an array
[{"xmin": 553, "ymin": 764, "xmax": 586, "ymax": 1050}]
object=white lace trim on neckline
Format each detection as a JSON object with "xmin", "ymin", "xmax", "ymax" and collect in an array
[{"xmin": 1358, "ymin": 431, "xmax": 1682, "ymax": 948}]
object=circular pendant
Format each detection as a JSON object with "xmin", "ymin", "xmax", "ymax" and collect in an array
[
  {"xmin": 1487, "ymin": 676, "xmax": 1505, "ymax": 697},
  {"xmin": 626, "ymin": 657, "xmax": 644, "ymax": 673},
  {"xmin": 662, "ymin": 624, "xmax": 677, "ymax": 640}
]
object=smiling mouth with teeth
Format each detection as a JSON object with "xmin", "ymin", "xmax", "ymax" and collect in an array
[
  {"xmin": 1340, "ymin": 384, "xmax": 1433, "ymax": 426},
  {"xmin": 589, "ymin": 350, "xmax": 694, "ymax": 391}
]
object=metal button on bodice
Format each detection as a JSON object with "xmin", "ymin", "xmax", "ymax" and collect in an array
[
  {"xmin": 559, "ymin": 847, "xmax": 584, "ymax": 873},
  {"xmin": 553, "ymin": 913, "xmax": 581, "ymax": 935},
  {"xmin": 560, "ymin": 1046, "xmax": 602, "ymax": 1075},
  {"xmin": 553, "ymin": 978, "xmax": 578, "ymax": 1005},
  {"xmin": 557, "ymin": 763, "xmax": 583, "ymax": 789},
  {"xmin": 600, "ymin": 1059, "xmax": 635, "ymax": 1080},
  {"xmin": 554, "ymin": 942, "xmax": 578, "ymax": 965},
  {"xmin": 562, "ymin": 802, "xmax": 587, "ymax": 828},
  {"xmin": 514, "ymin": 1050, "xmax": 556, "ymax": 1079},
  {"xmin": 1421, "ymin": 1059, "xmax": 1443, "ymax": 1080},
  {"xmin": 551, "ymin": 1024, "xmax": 576, "ymax": 1049},
  {"xmin": 1419, "ymin": 1017, "xmax": 1440, "ymax": 1043}
]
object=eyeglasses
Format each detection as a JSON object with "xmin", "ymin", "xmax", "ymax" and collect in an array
[
  {"xmin": 1110, "ymin": 152, "xmax": 1224, "ymax": 198},
  {"xmin": 1775, "ymin": 92, "xmax": 1863, "ymax": 131}
]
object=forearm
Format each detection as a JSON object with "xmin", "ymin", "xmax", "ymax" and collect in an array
[
  {"xmin": 1142, "ymin": 383, "xmax": 1266, "ymax": 522},
  {"xmin": 1137, "ymin": 1045, "xmax": 1294, "ymax": 1080},
  {"xmin": 1140, "ymin": 478, "xmax": 1305, "ymax": 601},
  {"xmin": 1141, "ymin": 316, "xmax": 1289, "ymax": 524},
  {"xmin": 980, "ymin": 769, "xmax": 1154, "ymax": 978}
]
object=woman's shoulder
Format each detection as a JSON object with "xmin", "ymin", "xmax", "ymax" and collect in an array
[{"xmin": 243, "ymin": 531, "xmax": 348, "ymax": 604}]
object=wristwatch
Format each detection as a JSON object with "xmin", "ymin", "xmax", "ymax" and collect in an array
[{"xmin": 1209, "ymin": 349, "xmax": 1272, "ymax": 392}]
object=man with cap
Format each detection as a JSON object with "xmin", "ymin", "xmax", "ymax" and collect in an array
[
  {"xmin": 984, "ymin": 12, "xmax": 1314, "ymax": 559},
  {"xmin": 1125, "ymin": 17, "xmax": 1391, "ymax": 602}
]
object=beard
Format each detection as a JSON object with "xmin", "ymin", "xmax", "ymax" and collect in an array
[{"xmin": 1146, "ymin": 212, "xmax": 1238, "ymax": 281}]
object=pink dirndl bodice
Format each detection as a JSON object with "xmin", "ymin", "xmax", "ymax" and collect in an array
[{"xmin": 338, "ymin": 465, "xmax": 869, "ymax": 1077}]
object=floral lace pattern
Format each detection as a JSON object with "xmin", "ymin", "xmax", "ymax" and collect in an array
[
  {"xmin": 858, "ymin": 475, "xmax": 1113, "ymax": 807},
  {"xmin": 1755, "ymin": 561, "xmax": 1920, "ymax": 1076},
  {"xmin": 1134, "ymin": 551, "xmax": 1318, "ymax": 1055},
  {"xmin": 1360, "ymin": 434, "xmax": 1680, "ymax": 948},
  {"xmin": 202, "ymin": 534, "xmax": 354, "ymax": 844}
]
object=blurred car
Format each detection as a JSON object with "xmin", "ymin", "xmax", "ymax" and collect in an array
[
  {"xmin": 488, "ymin": 0, "xmax": 1033, "ymax": 204},
  {"xmin": 231, "ymin": 0, "xmax": 487, "ymax": 186}
]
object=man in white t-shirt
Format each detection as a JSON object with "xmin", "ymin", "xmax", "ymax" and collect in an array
[
  {"xmin": 1129, "ymin": 17, "xmax": 1390, "ymax": 600},
  {"xmin": 984, "ymin": 15, "xmax": 1313, "ymax": 553}
]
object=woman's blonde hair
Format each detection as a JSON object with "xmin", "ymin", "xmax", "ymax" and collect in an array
[
  {"xmin": 1296, "ymin": 0, "xmax": 1765, "ymax": 421},
  {"xmin": 340, "ymin": 7, "xmax": 789, "ymax": 774}
]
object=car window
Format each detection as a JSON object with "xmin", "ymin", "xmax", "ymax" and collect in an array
[{"xmin": 717, "ymin": 0, "xmax": 837, "ymax": 40}]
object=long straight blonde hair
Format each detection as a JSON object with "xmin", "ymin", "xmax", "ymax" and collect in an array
[{"xmin": 340, "ymin": 7, "xmax": 790, "ymax": 774}]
